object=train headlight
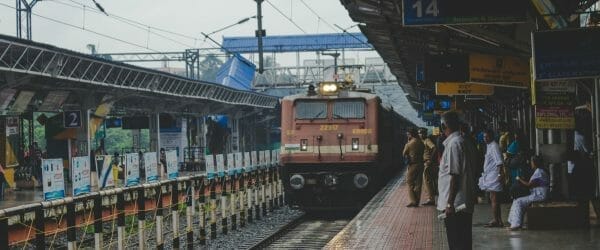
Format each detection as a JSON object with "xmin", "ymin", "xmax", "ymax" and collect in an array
[
  {"xmin": 319, "ymin": 82, "xmax": 339, "ymax": 95},
  {"xmin": 352, "ymin": 138, "xmax": 359, "ymax": 150},
  {"xmin": 354, "ymin": 173, "xmax": 369, "ymax": 189},
  {"xmin": 290, "ymin": 174, "xmax": 305, "ymax": 189},
  {"xmin": 300, "ymin": 139, "xmax": 308, "ymax": 151}
]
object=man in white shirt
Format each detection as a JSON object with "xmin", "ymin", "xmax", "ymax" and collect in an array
[
  {"xmin": 437, "ymin": 111, "xmax": 475, "ymax": 250},
  {"xmin": 478, "ymin": 130, "xmax": 504, "ymax": 227}
]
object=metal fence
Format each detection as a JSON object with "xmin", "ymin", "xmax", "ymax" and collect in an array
[{"xmin": 0, "ymin": 164, "xmax": 283, "ymax": 249}]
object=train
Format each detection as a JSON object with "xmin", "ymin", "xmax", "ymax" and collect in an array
[{"xmin": 279, "ymin": 81, "xmax": 414, "ymax": 210}]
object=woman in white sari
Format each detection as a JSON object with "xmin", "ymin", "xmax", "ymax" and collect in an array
[{"xmin": 507, "ymin": 155, "xmax": 549, "ymax": 230}]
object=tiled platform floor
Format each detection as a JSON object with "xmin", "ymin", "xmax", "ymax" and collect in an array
[{"xmin": 326, "ymin": 171, "xmax": 600, "ymax": 250}]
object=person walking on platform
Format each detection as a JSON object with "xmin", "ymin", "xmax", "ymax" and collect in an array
[
  {"xmin": 438, "ymin": 111, "xmax": 475, "ymax": 250},
  {"xmin": 478, "ymin": 130, "xmax": 504, "ymax": 227},
  {"xmin": 403, "ymin": 128, "xmax": 425, "ymax": 207},
  {"xmin": 419, "ymin": 128, "xmax": 437, "ymax": 206}
]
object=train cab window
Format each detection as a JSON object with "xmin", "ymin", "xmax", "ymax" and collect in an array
[
  {"xmin": 333, "ymin": 100, "xmax": 365, "ymax": 119},
  {"xmin": 295, "ymin": 100, "xmax": 327, "ymax": 119}
]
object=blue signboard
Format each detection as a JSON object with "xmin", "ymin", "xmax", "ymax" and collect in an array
[
  {"xmin": 533, "ymin": 28, "xmax": 600, "ymax": 81},
  {"xmin": 402, "ymin": 0, "xmax": 526, "ymax": 26}
]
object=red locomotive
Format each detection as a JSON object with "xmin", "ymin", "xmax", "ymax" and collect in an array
[{"xmin": 280, "ymin": 82, "xmax": 413, "ymax": 210}]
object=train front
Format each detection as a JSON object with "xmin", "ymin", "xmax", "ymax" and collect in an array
[{"xmin": 280, "ymin": 82, "xmax": 380, "ymax": 210}]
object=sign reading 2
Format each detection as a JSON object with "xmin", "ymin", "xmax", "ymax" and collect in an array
[{"xmin": 63, "ymin": 110, "xmax": 82, "ymax": 128}]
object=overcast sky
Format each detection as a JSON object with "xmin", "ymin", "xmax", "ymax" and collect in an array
[{"xmin": 0, "ymin": 0, "xmax": 360, "ymax": 54}]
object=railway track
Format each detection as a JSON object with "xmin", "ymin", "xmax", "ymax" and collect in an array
[{"xmin": 250, "ymin": 212, "xmax": 354, "ymax": 249}]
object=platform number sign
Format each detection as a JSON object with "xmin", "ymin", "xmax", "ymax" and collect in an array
[
  {"xmin": 410, "ymin": 0, "xmax": 439, "ymax": 18},
  {"xmin": 63, "ymin": 110, "xmax": 82, "ymax": 128}
]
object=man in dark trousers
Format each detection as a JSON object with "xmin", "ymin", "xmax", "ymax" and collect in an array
[
  {"xmin": 403, "ymin": 128, "xmax": 425, "ymax": 207},
  {"xmin": 437, "ymin": 111, "xmax": 475, "ymax": 250}
]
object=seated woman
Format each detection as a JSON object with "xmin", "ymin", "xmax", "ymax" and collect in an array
[{"xmin": 507, "ymin": 155, "xmax": 549, "ymax": 230}]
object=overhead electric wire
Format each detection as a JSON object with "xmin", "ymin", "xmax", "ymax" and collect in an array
[
  {"xmin": 298, "ymin": 0, "xmax": 337, "ymax": 32},
  {"xmin": 265, "ymin": 0, "xmax": 307, "ymax": 34},
  {"xmin": 63, "ymin": 0, "xmax": 198, "ymax": 41},
  {"xmin": 0, "ymin": 2, "xmax": 161, "ymax": 52},
  {"xmin": 50, "ymin": 0, "xmax": 195, "ymax": 48}
]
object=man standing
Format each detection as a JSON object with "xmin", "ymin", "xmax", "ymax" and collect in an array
[
  {"xmin": 478, "ymin": 130, "xmax": 504, "ymax": 227},
  {"xmin": 438, "ymin": 111, "xmax": 475, "ymax": 250},
  {"xmin": 403, "ymin": 128, "xmax": 425, "ymax": 207},
  {"xmin": 419, "ymin": 128, "xmax": 437, "ymax": 206}
]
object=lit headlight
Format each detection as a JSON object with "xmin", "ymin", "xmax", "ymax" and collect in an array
[
  {"xmin": 300, "ymin": 139, "xmax": 308, "ymax": 151},
  {"xmin": 319, "ymin": 82, "xmax": 339, "ymax": 95},
  {"xmin": 354, "ymin": 173, "xmax": 369, "ymax": 189},
  {"xmin": 290, "ymin": 174, "xmax": 305, "ymax": 189},
  {"xmin": 352, "ymin": 138, "xmax": 359, "ymax": 150},
  {"xmin": 323, "ymin": 83, "xmax": 337, "ymax": 92}
]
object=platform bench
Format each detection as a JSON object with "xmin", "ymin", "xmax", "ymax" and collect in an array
[{"xmin": 526, "ymin": 201, "xmax": 589, "ymax": 229}]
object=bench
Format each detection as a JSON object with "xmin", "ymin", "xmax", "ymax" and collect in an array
[{"xmin": 526, "ymin": 201, "xmax": 589, "ymax": 229}]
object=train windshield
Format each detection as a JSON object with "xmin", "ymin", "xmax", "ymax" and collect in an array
[
  {"xmin": 333, "ymin": 100, "xmax": 365, "ymax": 119},
  {"xmin": 295, "ymin": 100, "xmax": 327, "ymax": 119}
]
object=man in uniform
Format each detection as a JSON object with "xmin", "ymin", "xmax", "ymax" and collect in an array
[
  {"xmin": 419, "ymin": 128, "xmax": 438, "ymax": 206},
  {"xmin": 403, "ymin": 128, "xmax": 425, "ymax": 207}
]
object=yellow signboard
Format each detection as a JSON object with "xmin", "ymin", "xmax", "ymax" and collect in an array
[
  {"xmin": 435, "ymin": 82, "xmax": 494, "ymax": 96},
  {"xmin": 535, "ymin": 106, "xmax": 575, "ymax": 129},
  {"xmin": 469, "ymin": 53, "xmax": 530, "ymax": 88}
]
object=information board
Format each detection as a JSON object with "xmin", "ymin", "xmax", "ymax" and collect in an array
[
  {"xmin": 71, "ymin": 156, "xmax": 91, "ymax": 196},
  {"xmin": 533, "ymin": 28, "xmax": 600, "ymax": 80},
  {"xmin": 166, "ymin": 150, "xmax": 178, "ymax": 180},
  {"xmin": 96, "ymin": 155, "xmax": 114, "ymax": 189},
  {"xmin": 535, "ymin": 106, "xmax": 575, "ymax": 129},
  {"xmin": 468, "ymin": 53, "xmax": 530, "ymax": 88},
  {"xmin": 125, "ymin": 153, "xmax": 140, "ymax": 186},
  {"xmin": 435, "ymin": 82, "xmax": 494, "ymax": 95},
  {"xmin": 402, "ymin": 0, "xmax": 526, "ymax": 26},
  {"xmin": 42, "ymin": 158, "xmax": 65, "ymax": 201},
  {"xmin": 144, "ymin": 152, "xmax": 159, "ymax": 182}
]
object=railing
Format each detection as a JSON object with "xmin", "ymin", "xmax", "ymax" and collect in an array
[{"xmin": 0, "ymin": 162, "xmax": 283, "ymax": 249}]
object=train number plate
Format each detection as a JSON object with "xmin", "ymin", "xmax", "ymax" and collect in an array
[{"xmin": 320, "ymin": 125, "xmax": 339, "ymax": 131}]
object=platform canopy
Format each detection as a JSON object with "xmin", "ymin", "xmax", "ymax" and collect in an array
[{"xmin": 222, "ymin": 33, "xmax": 372, "ymax": 53}]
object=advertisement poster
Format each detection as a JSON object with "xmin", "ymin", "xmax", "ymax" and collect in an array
[
  {"xmin": 535, "ymin": 106, "xmax": 575, "ymax": 129},
  {"xmin": 271, "ymin": 150, "xmax": 277, "ymax": 167},
  {"xmin": 260, "ymin": 151, "xmax": 267, "ymax": 167},
  {"xmin": 206, "ymin": 154, "xmax": 216, "ymax": 178},
  {"xmin": 243, "ymin": 152, "xmax": 251, "ymax": 171},
  {"xmin": 42, "ymin": 158, "xmax": 66, "ymax": 201},
  {"xmin": 125, "ymin": 153, "xmax": 140, "ymax": 186},
  {"xmin": 251, "ymin": 151, "xmax": 258, "ymax": 171},
  {"xmin": 227, "ymin": 153, "xmax": 235, "ymax": 175},
  {"xmin": 144, "ymin": 152, "xmax": 159, "ymax": 182},
  {"xmin": 96, "ymin": 155, "xmax": 114, "ymax": 189},
  {"xmin": 166, "ymin": 150, "xmax": 178, "ymax": 180},
  {"xmin": 216, "ymin": 154, "xmax": 225, "ymax": 176},
  {"xmin": 71, "ymin": 156, "xmax": 91, "ymax": 196},
  {"xmin": 235, "ymin": 153, "xmax": 243, "ymax": 173}
]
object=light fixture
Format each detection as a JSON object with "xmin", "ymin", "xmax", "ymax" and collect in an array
[
  {"xmin": 352, "ymin": 138, "xmax": 359, "ymax": 150},
  {"xmin": 319, "ymin": 82, "xmax": 339, "ymax": 95},
  {"xmin": 300, "ymin": 139, "xmax": 308, "ymax": 151}
]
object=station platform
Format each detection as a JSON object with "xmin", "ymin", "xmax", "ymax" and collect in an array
[{"xmin": 325, "ymin": 170, "xmax": 600, "ymax": 249}]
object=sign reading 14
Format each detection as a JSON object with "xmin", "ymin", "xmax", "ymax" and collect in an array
[{"xmin": 411, "ymin": 0, "xmax": 439, "ymax": 18}]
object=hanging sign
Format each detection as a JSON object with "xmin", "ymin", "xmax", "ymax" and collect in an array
[
  {"xmin": 71, "ymin": 156, "xmax": 91, "ymax": 196},
  {"xmin": 436, "ymin": 82, "xmax": 494, "ymax": 96},
  {"xmin": 402, "ymin": 0, "xmax": 526, "ymax": 26},
  {"xmin": 125, "ymin": 153, "xmax": 140, "ymax": 186},
  {"xmin": 96, "ymin": 155, "xmax": 114, "ymax": 189},
  {"xmin": 42, "ymin": 158, "xmax": 66, "ymax": 201},
  {"xmin": 144, "ymin": 152, "xmax": 159, "ymax": 182},
  {"xmin": 166, "ymin": 150, "xmax": 178, "ymax": 180},
  {"xmin": 468, "ymin": 53, "xmax": 530, "ymax": 88},
  {"xmin": 535, "ymin": 106, "xmax": 575, "ymax": 129}
]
